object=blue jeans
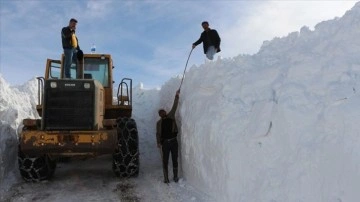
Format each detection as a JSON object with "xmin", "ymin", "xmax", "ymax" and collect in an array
[{"xmin": 63, "ymin": 48, "xmax": 77, "ymax": 78}]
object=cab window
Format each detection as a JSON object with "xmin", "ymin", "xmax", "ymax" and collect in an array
[
  {"xmin": 84, "ymin": 58, "xmax": 109, "ymax": 87},
  {"xmin": 49, "ymin": 60, "xmax": 61, "ymax": 79}
]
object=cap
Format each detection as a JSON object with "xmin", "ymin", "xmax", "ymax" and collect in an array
[{"xmin": 70, "ymin": 18, "xmax": 78, "ymax": 23}]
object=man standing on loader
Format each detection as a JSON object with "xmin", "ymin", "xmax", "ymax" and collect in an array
[
  {"xmin": 61, "ymin": 18, "xmax": 81, "ymax": 78},
  {"xmin": 192, "ymin": 21, "xmax": 221, "ymax": 60},
  {"xmin": 156, "ymin": 90, "xmax": 180, "ymax": 183}
]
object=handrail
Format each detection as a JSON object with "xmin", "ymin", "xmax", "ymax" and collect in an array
[
  {"xmin": 116, "ymin": 78, "xmax": 132, "ymax": 106},
  {"xmin": 118, "ymin": 82, "xmax": 128, "ymax": 105},
  {"xmin": 36, "ymin": 77, "xmax": 45, "ymax": 105}
]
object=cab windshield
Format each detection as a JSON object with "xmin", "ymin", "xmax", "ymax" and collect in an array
[
  {"xmin": 49, "ymin": 56, "xmax": 110, "ymax": 87},
  {"xmin": 84, "ymin": 57, "xmax": 109, "ymax": 87}
]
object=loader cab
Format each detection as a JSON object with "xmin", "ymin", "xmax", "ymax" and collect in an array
[
  {"xmin": 37, "ymin": 53, "xmax": 132, "ymax": 119},
  {"xmin": 42, "ymin": 54, "xmax": 113, "ymax": 105},
  {"xmin": 45, "ymin": 54, "xmax": 111, "ymax": 88}
]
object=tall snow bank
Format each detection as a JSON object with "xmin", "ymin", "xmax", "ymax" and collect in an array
[
  {"xmin": 0, "ymin": 75, "xmax": 39, "ymax": 128},
  {"xmin": 132, "ymin": 83, "xmax": 161, "ymax": 167},
  {"xmin": 0, "ymin": 74, "xmax": 39, "ymax": 193},
  {"xmin": 179, "ymin": 3, "xmax": 360, "ymax": 202},
  {"xmin": 0, "ymin": 121, "xmax": 18, "ymax": 193}
]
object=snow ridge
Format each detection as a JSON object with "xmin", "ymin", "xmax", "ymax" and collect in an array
[{"xmin": 178, "ymin": 3, "xmax": 360, "ymax": 201}]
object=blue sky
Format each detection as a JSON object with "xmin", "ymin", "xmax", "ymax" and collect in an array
[{"xmin": 0, "ymin": 0, "xmax": 357, "ymax": 89}]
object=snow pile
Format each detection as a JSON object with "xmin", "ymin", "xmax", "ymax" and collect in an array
[
  {"xmin": 1, "ymin": 2, "xmax": 360, "ymax": 202},
  {"xmin": 0, "ymin": 75, "xmax": 39, "ymax": 128},
  {"xmin": 0, "ymin": 121, "xmax": 18, "ymax": 191},
  {"xmin": 178, "ymin": 3, "xmax": 360, "ymax": 202},
  {"xmin": 0, "ymin": 74, "xmax": 39, "ymax": 190},
  {"xmin": 132, "ymin": 83, "xmax": 160, "ymax": 168}
]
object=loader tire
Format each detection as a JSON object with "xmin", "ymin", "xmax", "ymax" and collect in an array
[
  {"xmin": 112, "ymin": 117, "xmax": 139, "ymax": 177},
  {"xmin": 18, "ymin": 148, "xmax": 57, "ymax": 182}
]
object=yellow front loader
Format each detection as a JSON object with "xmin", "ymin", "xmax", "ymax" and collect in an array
[{"xmin": 18, "ymin": 53, "xmax": 139, "ymax": 181}]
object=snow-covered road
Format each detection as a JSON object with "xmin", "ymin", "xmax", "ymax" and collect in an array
[{"xmin": 2, "ymin": 154, "xmax": 211, "ymax": 202}]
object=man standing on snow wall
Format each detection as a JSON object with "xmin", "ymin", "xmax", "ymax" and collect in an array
[
  {"xmin": 61, "ymin": 18, "xmax": 81, "ymax": 78},
  {"xmin": 156, "ymin": 90, "xmax": 180, "ymax": 183},
  {"xmin": 192, "ymin": 21, "xmax": 221, "ymax": 60}
]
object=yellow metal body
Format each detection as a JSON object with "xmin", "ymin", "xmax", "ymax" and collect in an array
[{"xmin": 20, "ymin": 129, "xmax": 117, "ymax": 156}]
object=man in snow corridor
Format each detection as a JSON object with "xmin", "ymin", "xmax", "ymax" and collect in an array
[
  {"xmin": 192, "ymin": 21, "xmax": 221, "ymax": 60},
  {"xmin": 156, "ymin": 90, "xmax": 180, "ymax": 183},
  {"xmin": 61, "ymin": 18, "xmax": 81, "ymax": 78}
]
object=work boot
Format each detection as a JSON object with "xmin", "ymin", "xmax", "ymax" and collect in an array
[
  {"xmin": 164, "ymin": 176, "xmax": 170, "ymax": 183},
  {"xmin": 173, "ymin": 168, "xmax": 179, "ymax": 183},
  {"xmin": 163, "ymin": 168, "xmax": 169, "ymax": 183}
]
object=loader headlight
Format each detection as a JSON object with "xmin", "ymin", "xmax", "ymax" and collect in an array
[
  {"xmin": 84, "ymin": 82, "xmax": 90, "ymax": 89},
  {"xmin": 50, "ymin": 82, "xmax": 57, "ymax": 88}
]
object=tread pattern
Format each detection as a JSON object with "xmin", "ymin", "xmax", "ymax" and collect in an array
[
  {"xmin": 112, "ymin": 117, "xmax": 139, "ymax": 177},
  {"xmin": 18, "ymin": 150, "xmax": 56, "ymax": 182}
]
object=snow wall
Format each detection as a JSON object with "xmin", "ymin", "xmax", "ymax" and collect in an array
[
  {"xmin": 178, "ymin": 3, "xmax": 360, "ymax": 202},
  {"xmin": 1, "ymin": 2, "xmax": 360, "ymax": 202},
  {"xmin": 0, "ymin": 76, "xmax": 39, "ymax": 189}
]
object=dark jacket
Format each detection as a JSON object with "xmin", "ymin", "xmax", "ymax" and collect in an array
[
  {"xmin": 61, "ymin": 26, "xmax": 80, "ymax": 50},
  {"xmin": 193, "ymin": 29, "xmax": 221, "ymax": 54},
  {"xmin": 156, "ymin": 95, "xmax": 179, "ymax": 145}
]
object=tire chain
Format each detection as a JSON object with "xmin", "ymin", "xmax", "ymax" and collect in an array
[
  {"xmin": 18, "ymin": 152, "xmax": 56, "ymax": 182},
  {"xmin": 112, "ymin": 117, "xmax": 139, "ymax": 178}
]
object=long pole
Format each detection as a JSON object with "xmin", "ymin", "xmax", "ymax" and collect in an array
[{"xmin": 179, "ymin": 48, "xmax": 194, "ymax": 90}]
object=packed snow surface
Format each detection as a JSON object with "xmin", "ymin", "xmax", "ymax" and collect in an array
[{"xmin": 1, "ymin": 2, "xmax": 360, "ymax": 202}]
